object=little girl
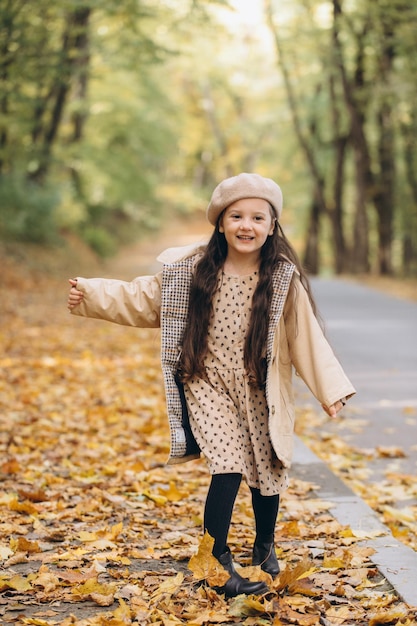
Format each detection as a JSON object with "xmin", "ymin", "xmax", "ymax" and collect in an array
[{"xmin": 68, "ymin": 173, "xmax": 355, "ymax": 597}]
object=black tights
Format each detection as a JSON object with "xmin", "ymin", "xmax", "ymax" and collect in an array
[{"xmin": 204, "ymin": 473, "xmax": 280, "ymax": 558}]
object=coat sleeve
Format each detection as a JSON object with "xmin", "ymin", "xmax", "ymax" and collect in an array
[
  {"xmin": 70, "ymin": 273, "xmax": 162, "ymax": 328},
  {"xmin": 284, "ymin": 276, "xmax": 356, "ymax": 407}
]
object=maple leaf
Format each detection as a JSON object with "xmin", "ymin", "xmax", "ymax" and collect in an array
[
  {"xmin": 130, "ymin": 594, "xmax": 152, "ymax": 620},
  {"xmin": 188, "ymin": 532, "xmax": 230, "ymax": 587},
  {"xmin": 273, "ymin": 558, "xmax": 317, "ymax": 593},
  {"xmin": 112, "ymin": 598, "xmax": 133, "ymax": 621},
  {"xmin": 142, "ymin": 489, "xmax": 168, "ymax": 505},
  {"xmin": 238, "ymin": 564, "xmax": 272, "ymax": 585},
  {"xmin": 279, "ymin": 519, "xmax": 301, "ymax": 537},
  {"xmin": 1, "ymin": 458, "xmax": 20, "ymax": 474},
  {"xmin": 228, "ymin": 595, "xmax": 267, "ymax": 617},
  {"xmin": 348, "ymin": 545, "xmax": 376, "ymax": 567},
  {"xmin": 151, "ymin": 571, "xmax": 184, "ymax": 601},
  {"xmin": 343, "ymin": 567, "xmax": 375, "ymax": 587},
  {"xmin": 17, "ymin": 487, "xmax": 48, "ymax": 502},
  {"xmin": 322, "ymin": 555, "xmax": 345, "ymax": 569},
  {"xmin": 158, "ymin": 480, "xmax": 185, "ymax": 502},
  {"xmin": 12, "ymin": 536, "xmax": 41, "ymax": 554},
  {"xmin": 71, "ymin": 577, "xmax": 117, "ymax": 601},
  {"xmin": 274, "ymin": 597, "xmax": 321, "ymax": 625},
  {"xmin": 89, "ymin": 591, "xmax": 115, "ymax": 606},
  {"xmin": 56, "ymin": 567, "xmax": 98, "ymax": 584},
  {"xmin": 9, "ymin": 498, "xmax": 38, "ymax": 515},
  {"xmin": 0, "ymin": 573, "xmax": 32, "ymax": 591}
]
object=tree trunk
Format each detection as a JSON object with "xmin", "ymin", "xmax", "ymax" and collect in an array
[
  {"xmin": 265, "ymin": 0, "xmax": 327, "ymax": 274},
  {"xmin": 374, "ymin": 102, "xmax": 395, "ymax": 275},
  {"xmin": 0, "ymin": 0, "xmax": 16, "ymax": 175},
  {"xmin": 328, "ymin": 73, "xmax": 349, "ymax": 273},
  {"xmin": 29, "ymin": 7, "xmax": 91, "ymax": 182},
  {"xmin": 68, "ymin": 7, "xmax": 91, "ymax": 201},
  {"xmin": 303, "ymin": 196, "xmax": 320, "ymax": 274},
  {"xmin": 401, "ymin": 116, "xmax": 417, "ymax": 275},
  {"xmin": 70, "ymin": 9, "xmax": 90, "ymax": 144},
  {"xmin": 332, "ymin": 0, "xmax": 371, "ymax": 273},
  {"xmin": 373, "ymin": 19, "xmax": 395, "ymax": 276}
]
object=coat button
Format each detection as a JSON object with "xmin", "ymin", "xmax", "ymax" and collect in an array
[{"xmin": 271, "ymin": 405, "xmax": 276, "ymax": 415}]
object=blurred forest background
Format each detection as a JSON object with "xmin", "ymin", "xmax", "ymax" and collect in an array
[{"xmin": 1, "ymin": 0, "xmax": 417, "ymax": 277}]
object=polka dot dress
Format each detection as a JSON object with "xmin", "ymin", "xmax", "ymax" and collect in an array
[{"xmin": 184, "ymin": 272, "xmax": 288, "ymax": 496}]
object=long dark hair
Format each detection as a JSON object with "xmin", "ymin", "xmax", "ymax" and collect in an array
[{"xmin": 177, "ymin": 209, "xmax": 316, "ymax": 388}]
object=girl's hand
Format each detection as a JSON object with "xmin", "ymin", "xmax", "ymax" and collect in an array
[
  {"xmin": 68, "ymin": 279, "xmax": 84, "ymax": 310},
  {"xmin": 321, "ymin": 400, "xmax": 345, "ymax": 419}
]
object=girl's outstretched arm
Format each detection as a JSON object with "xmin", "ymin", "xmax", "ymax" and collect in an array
[
  {"xmin": 68, "ymin": 279, "xmax": 84, "ymax": 310},
  {"xmin": 67, "ymin": 274, "xmax": 162, "ymax": 328}
]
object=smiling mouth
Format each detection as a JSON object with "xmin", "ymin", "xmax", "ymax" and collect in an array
[{"xmin": 237, "ymin": 235, "xmax": 254, "ymax": 240}]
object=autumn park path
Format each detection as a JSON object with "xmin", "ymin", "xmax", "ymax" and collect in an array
[
  {"xmin": 291, "ymin": 279, "xmax": 417, "ymax": 609},
  {"xmin": 1, "ymin": 222, "xmax": 417, "ymax": 624},
  {"xmin": 308, "ymin": 276, "xmax": 417, "ymax": 477}
]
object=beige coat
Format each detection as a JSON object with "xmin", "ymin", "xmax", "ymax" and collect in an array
[{"xmin": 71, "ymin": 243, "xmax": 355, "ymax": 469}]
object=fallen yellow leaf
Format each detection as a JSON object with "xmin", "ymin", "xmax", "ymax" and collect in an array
[
  {"xmin": 151, "ymin": 571, "xmax": 184, "ymax": 601},
  {"xmin": 228, "ymin": 595, "xmax": 267, "ymax": 617},
  {"xmin": 1, "ymin": 574, "xmax": 32, "ymax": 592},
  {"xmin": 32, "ymin": 565, "xmax": 60, "ymax": 593},
  {"xmin": 188, "ymin": 532, "xmax": 229, "ymax": 587},
  {"xmin": 142, "ymin": 489, "xmax": 168, "ymax": 505}
]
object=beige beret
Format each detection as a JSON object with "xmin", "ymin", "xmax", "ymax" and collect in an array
[{"xmin": 206, "ymin": 173, "xmax": 283, "ymax": 225}]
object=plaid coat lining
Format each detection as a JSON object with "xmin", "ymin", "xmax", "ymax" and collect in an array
[{"xmin": 161, "ymin": 255, "xmax": 295, "ymax": 463}]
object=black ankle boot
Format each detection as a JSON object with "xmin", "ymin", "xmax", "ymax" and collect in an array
[
  {"xmin": 252, "ymin": 541, "xmax": 280, "ymax": 578},
  {"xmin": 214, "ymin": 548, "xmax": 269, "ymax": 597}
]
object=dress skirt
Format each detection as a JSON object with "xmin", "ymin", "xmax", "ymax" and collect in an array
[{"xmin": 184, "ymin": 272, "xmax": 288, "ymax": 496}]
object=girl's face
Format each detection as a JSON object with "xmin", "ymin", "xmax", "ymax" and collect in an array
[{"xmin": 219, "ymin": 198, "xmax": 276, "ymax": 260}]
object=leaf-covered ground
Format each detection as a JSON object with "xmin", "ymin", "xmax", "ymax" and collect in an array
[
  {"xmin": 294, "ymin": 406, "xmax": 417, "ymax": 556},
  {"xmin": 1, "ymin": 245, "xmax": 416, "ymax": 625}
]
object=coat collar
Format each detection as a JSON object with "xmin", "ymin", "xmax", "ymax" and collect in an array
[{"xmin": 157, "ymin": 241, "xmax": 208, "ymax": 265}]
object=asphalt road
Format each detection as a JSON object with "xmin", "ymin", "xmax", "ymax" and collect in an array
[{"xmin": 298, "ymin": 277, "xmax": 417, "ymax": 490}]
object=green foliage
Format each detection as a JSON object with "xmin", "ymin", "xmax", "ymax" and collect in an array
[
  {"xmin": 1, "ymin": 0, "xmax": 416, "ymax": 273},
  {"xmin": 0, "ymin": 175, "xmax": 60, "ymax": 244},
  {"xmin": 264, "ymin": 0, "xmax": 417, "ymax": 275},
  {"xmin": 81, "ymin": 226, "xmax": 116, "ymax": 258},
  {"xmin": 0, "ymin": 0, "xmax": 184, "ymax": 239}
]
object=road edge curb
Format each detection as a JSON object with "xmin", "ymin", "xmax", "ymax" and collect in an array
[{"xmin": 292, "ymin": 435, "xmax": 417, "ymax": 608}]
